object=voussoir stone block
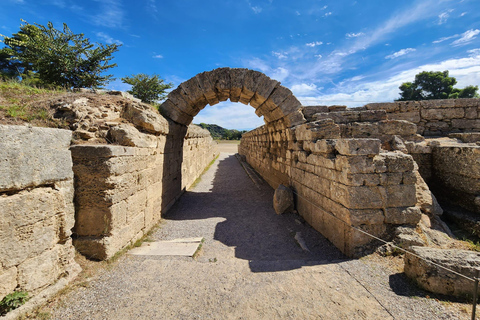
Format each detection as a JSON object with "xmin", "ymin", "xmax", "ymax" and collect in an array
[{"xmin": 0, "ymin": 125, "xmax": 73, "ymax": 192}]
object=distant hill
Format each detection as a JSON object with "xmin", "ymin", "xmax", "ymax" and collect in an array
[{"xmin": 196, "ymin": 123, "xmax": 247, "ymax": 140}]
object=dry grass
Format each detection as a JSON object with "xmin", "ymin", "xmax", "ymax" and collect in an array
[{"xmin": 0, "ymin": 80, "xmax": 68, "ymax": 128}]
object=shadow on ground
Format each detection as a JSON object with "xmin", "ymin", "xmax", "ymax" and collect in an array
[{"xmin": 163, "ymin": 154, "xmax": 346, "ymax": 272}]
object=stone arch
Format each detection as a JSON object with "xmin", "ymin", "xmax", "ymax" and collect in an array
[{"xmin": 159, "ymin": 68, "xmax": 306, "ymax": 128}]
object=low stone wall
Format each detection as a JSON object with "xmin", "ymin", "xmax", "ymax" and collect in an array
[
  {"xmin": 432, "ymin": 144, "xmax": 480, "ymax": 213},
  {"xmin": 71, "ymin": 123, "xmax": 218, "ymax": 260},
  {"xmin": 182, "ymin": 125, "xmax": 219, "ymax": 190},
  {"xmin": 240, "ymin": 119, "xmax": 419, "ymax": 256},
  {"xmin": 364, "ymin": 99, "xmax": 480, "ymax": 136},
  {"xmin": 0, "ymin": 125, "xmax": 80, "ymax": 302}
]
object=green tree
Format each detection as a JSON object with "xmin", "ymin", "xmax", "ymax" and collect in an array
[
  {"xmin": 1, "ymin": 20, "xmax": 120, "ymax": 88},
  {"xmin": 397, "ymin": 70, "xmax": 479, "ymax": 101},
  {"xmin": 121, "ymin": 73, "xmax": 173, "ymax": 104}
]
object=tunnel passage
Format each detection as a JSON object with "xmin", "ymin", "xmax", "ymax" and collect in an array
[{"xmin": 159, "ymin": 67, "xmax": 306, "ymax": 128}]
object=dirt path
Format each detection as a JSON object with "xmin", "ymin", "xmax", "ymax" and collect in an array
[{"xmin": 49, "ymin": 147, "xmax": 467, "ymax": 320}]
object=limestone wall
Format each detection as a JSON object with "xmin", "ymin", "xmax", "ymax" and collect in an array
[
  {"xmin": 240, "ymin": 118, "xmax": 419, "ymax": 256},
  {"xmin": 0, "ymin": 125, "xmax": 80, "ymax": 301},
  {"xmin": 363, "ymin": 99, "xmax": 480, "ymax": 136},
  {"xmin": 72, "ymin": 123, "xmax": 218, "ymax": 260}
]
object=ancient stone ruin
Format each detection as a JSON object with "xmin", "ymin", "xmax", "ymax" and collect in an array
[{"xmin": 1, "ymin": 67, "xmax": 480, "ymax": 314}]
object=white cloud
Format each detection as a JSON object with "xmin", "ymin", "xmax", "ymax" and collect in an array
[
  {"xmin": 272, "ymin": 51, "xmax": 288, "ymax": 59},
  {"xmin": 438, "ymin": 9, "xmax": 453, "ymax": 25},
  {"xmin": 295, "ymin": 11, "xmax": 300, "ymax": 16},
  {"xmin": 385, "ymin": 48, "xmax": 416, "ymax": 59},
  {"xmin": 90, "ymin": 0, "xmax": 125, "ymax": 28},
  {"xmin": 468, "ymin": 49, "xmax": 480, "ymax": 56},
  {"xmin": 460, "ymin": 12, "xmax": 467, "ymax": 17},
  {"xmin": 299, "ymin": 54, "xmax": 480, "ymax": 107},
  {"xmin": 96, "ymin": 32, "xmax": 123, "ymax": 45},
  {"xmin": 452, "ymin": 29, "xmax": 480, "ymax": 46},
  {"xmin": 271, "ymin": 67, "xmax": 289, "ymax": 82},
  {"xmin": 291, "ymin": 83, "xmax": 320, "ymax": 96},
  {"xmin": 194, "ymin": 101, "xmax": 264, "ymax": 130},
  {"xmin": 350, "ymin": 75, "xmax": 365, "ymax": 81},
  {"xmin": 315, "ymin": 54, "xmax": 323, "ymax": 59},
  {"xmin": 323, "ymin": 12, "xmax": 332, "ymax": 17},
  {"xmin": 153, "ymin": 54, "xmax": 163, "ymax": 59},
  {"xmin": 433, "ymin": 34, "xmax": 458, "ymax": 44},
  {"xmin": 321, "ymin": 5, "xmax": 328, "ymax": 10},
  {"xmin": 346, "ymin": 32, "xmax": 364, "ymax": 38},
  {"xmin": 306, "ymin": 41, "xmax": 323, "ymax": 47}
]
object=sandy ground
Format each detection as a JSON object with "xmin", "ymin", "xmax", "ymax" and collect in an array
[{"xmin": 47, "ymin": 146, "xmax": 472, "ymax": 320}]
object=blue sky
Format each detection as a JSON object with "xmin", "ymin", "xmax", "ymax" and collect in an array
[{"xmin": 1, "ymin": 0, "xmax": 480, "ymax": 130}]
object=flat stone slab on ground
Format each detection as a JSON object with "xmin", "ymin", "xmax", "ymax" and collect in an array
[{"xmin": 128, "ymin": 237, "xmax": 203, "ymax": 256}]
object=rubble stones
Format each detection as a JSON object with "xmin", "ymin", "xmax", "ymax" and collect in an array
[{"xmin": 273, "ymin": 184, "xmax": 294, "ymax": 214}]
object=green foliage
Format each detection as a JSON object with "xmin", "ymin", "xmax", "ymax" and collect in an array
[
  {"xmin": 121, "ymin": 73, "xmax": 173, "ymax": 104},
  {"xmin": 1, "ymin": 20, "xmax": 120, "ymax": 88},
  {"xmin": 397, "ymin": 70, "xmax": 479, "ymax": 101},
  {"xmin": 198, "ymin": 123, "xmax": 246, "ymax": 140},
  {"xmin": 0, "ymin": 291, "xmax": 29, "ymax": 315}
]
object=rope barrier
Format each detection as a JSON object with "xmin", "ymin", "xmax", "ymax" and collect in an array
[{"xmin": 246, "ymin": 160, "xmax": 477, "ymax": 283}]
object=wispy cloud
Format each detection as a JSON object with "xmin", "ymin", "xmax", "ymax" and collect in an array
[
  {"xmin": 306, "ymin": 41, "xmax": 323, "ymax": 47},
  {"xmin": 194, "ymin": 101, "xmax": 264, "ymax": 130},
  {"xmin": 272, "ymin": 51, "xmax": 288, "ymax": 59},
  {"xmin": 291, "ymin": 83, "xmax": 320, "ymax": 96},
  {"xmin": 385, "ymin": 48, "xmax": 416, "ymax": 59},
  {"xmin": 438, "ymin": 9, "xmax": 453, "ymax": 25},
  {"xmin": 153, "ymin": 54, "xmax": 163, "ymax": 59},
  {"xmin": 90, "ymin": 0, "xmax": 125, "ymax": 29},
  {"xmin": 452, "ymin": 29, "xmax": 480, "ymax": 46},
  {"xmin": 346, "ymin": 32, "xmax": 364, "ymax": 38},
  {"xmin": 96, "ymin": 32, "xmax": 123, "ymax": 45},
  {"xmin": 323, "ymin": 12, "xmax": 332, "ymax": 17},
  {"xmin": 433, "ymin": 34, "xmax": 458, "ymax": 44},
  {"xmin": 297, "ymin": 54, "xmax": 480, "ymax": 107}
]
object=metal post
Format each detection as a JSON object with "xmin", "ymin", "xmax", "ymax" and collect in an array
[{"xmin": 473, "ymin": 269, "xmax": 479, "ymax": 320}]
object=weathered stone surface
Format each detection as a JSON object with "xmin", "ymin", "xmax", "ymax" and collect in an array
[
  {"xmin": 394, "ymin": 226, "xmax": 426, "ymax": 248},
  {"xmin": 302, "ymin": 106, "xmax": 329, "ymax": 121},
  {"xmin": 239, "ymin": 69, "xmax": 263, "ymax": 105},
  {"xmin": 404, "ymin": 246, "xmax": 480, "ymax": 297},
  {"xmin": 107, "ymin": 124, "xmax": 158, "ymax": 148},
  {"xmin": 295, "ymin": 119, "xmax": 340, "ymax": 141},
  {"xmin": 17, "ymin": 247, "xmax": 60, "ymax": 291},
  {"xmin": 208, "ymin": 67, "xmax": 232, "ymax": 102},
  {"xmin": 273, "ymin": 184, "xmax": 294, "ymax": 214},
  {"xmin": 385, "ymin": 207, "xmax": 421, "ymax": 225},
  {"xmin": 334, "ymin": 139, "xmax": 381, "ymax": 156},
  {"xmin": 0, "ymin": 125, "xmax": 73, "ymax": 192},
  {"xmin": 0, "ymin": 267, "xmax": 17, "ymax": 301},
  {"xmin": 158, "ymin": 99, "xmax": 194, "ymax": 125},
  {"xmin": 179, "ymin": 78, "xmax": 208, "ymax": 111},
  {"xmin": 195, "ymin": 71, "xmax": 219, "ymax": 106},
  {"xmin": 229, "ymin": 68, "xmax": 247, "ymax": 102},
  {"xmin": 414, "ymin": 169, "xmax": 443, "ymax": 215},
  {"xmin": 122, "ymin": 103, "xmax": 170, "ymax": 134}
]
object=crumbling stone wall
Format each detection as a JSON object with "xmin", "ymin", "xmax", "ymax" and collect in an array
[
  {"xmin": 363, "ymin": 99, "xmax": 480, "ymax": 136},
  {"xmin": 0, "ymin": 125, "xmax": 80, "ymax": 301},
  {"xmin": 239, "ymin": 112, "xmax": 419, "ymax": 256},
  {"xmin": 71, "ymin": 122, "xmax": 218, "ymax": 260}
]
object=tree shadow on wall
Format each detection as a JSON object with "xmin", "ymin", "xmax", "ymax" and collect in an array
[{"xmin": 163, "ymin": 153, "xmax": 347, "ymax": 272}]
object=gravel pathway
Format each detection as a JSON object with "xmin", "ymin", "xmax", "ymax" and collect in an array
[{"xmin": 49, "ymin": 149, "xmax": 470, "ymax": 320}]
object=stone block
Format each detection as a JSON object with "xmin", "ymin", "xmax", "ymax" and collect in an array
[
  {"xmin": 388, "ymin": 111, "xmax": 421, "ymax": 124},
  {"xmin": 328, "ymin": 105, "xmax": 347, "ymax": 112},
  {"xmin": 107, "ymin": 124, "xmax": 158, "ymax": 148},
  {"xmin": 295, "ymin": 119, "xmax": 340, "ymax": 141},
  {"xmin": 0, "ymin": 267, "xmax": 17, "ymax": 301},
  {"xmin": 239, "ymin": 69, "xmax": 263, "ymax": 104},
  {"xmin": 195, "ymin": 71, "xmax": 219, "ymax": 106},
  {"xmin": 452, "ymin": 119, "xmax": 480, "ymax": 129},
  {"xmin": 179, "ymin": 78, "xmax": 208, "ymax": 111},
  {"xmin": 229, "ymin": 68, "xmax": 248, "ymax": 102},
  {"xmin": 208, "ymin": 67, "xmax": 231, "ymax": 101},
  {"xmin": 334, "ymin": 138, "xmax": 381, "ymax": 156},
  {"xmin": 349, "ymin": 209, "xmax": 384, "ymax": 226},
  {"xmin": 385, "ymin": 184, "xmax": 417, "ymax": 207},
  {"xmin": 421, "ymin": 108, "xmax": 464, "ymax": 120},
  {"xmin": 385, "ymin": 206, "xmax": 421, "ymax": 224},
  {"xmin": 17, "ymin": 247, "xmax": 60, "ymax": 291},
  {"xmin": 122, "ymin": 103, "xmax": 170, "ymax": 134},
  {"xmin": 0, "ymin": 125, "xmax": 73, "ymax": 192},
  {"xmin": 359, "ymin": 110, "xmax": 387, "ymax": 122},
  {"xmin": 302, "ymin": 106, "xmax": 329, "ymax": 121},
  {"xmin": 250, "ymin": 74, "xmax": 279, "ymax": 108},
  {"xmin": 380, "ymin": 152, "xmax": 415, "ymax": 173},
  {"xmin": 379, "ymin": 120, "xmax": 417, "ymax": 136},
  {"xmin": 335, "ymin": 155, "xmax": 375, "ymax": 174},
  {"xmin": 277, "ymin": 95, "xmax": 302, "ymax": 116},
  {"xmin": 364, "ymin": 102, "xmax": 399, "ymax": 113},
  {"xmin": 404, "ymin": 247, "xmax": 480, "ymax": 297},
  {"xmin": 261, "ymin": 86, "xmax": 292, "ymax": 111},
  {"xmin": 158, "ymin": 100, "xmax": 193, "ymax": 125}
]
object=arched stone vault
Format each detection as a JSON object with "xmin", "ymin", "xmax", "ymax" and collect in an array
[{"xmin": 159, "ymin": 67, "xmax": 306, "ymax": 128}]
